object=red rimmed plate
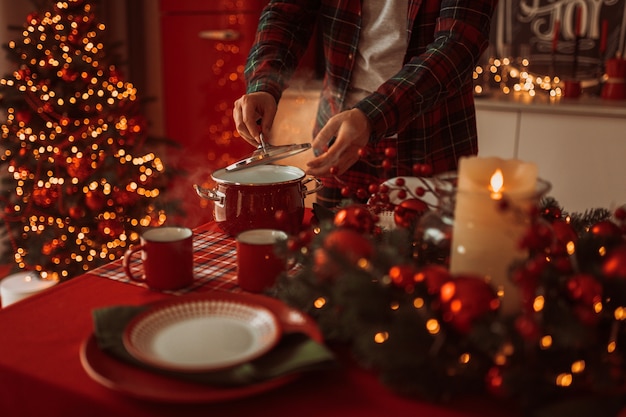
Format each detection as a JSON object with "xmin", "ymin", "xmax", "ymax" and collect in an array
[
  {"xmin": 123, "ymin": 298, "xmax": 280, "ymax": 372},
  {"xmin": 79, "ymin": 292, "xmax": 322, "ymax": 403}
]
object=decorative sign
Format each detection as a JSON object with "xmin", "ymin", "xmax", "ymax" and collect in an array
[{"xmin": 490, "ymin": 0, "xmax": 626, "ymax": 78}]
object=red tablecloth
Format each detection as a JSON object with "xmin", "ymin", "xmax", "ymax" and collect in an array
[{"xmin": 0, "ymin": 221, "xmax": 507, "ymax": 417}]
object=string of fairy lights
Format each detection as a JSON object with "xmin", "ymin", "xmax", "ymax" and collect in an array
[
  {"xmin": 473, "ymin": 53, "xmax": 564, "ymax": 98},
  {"xmin": 0, "ymin": 1, "xmax": 169, "ymax": 280}
]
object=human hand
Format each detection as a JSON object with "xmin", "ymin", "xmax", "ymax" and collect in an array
[
  {"xmin": 306, "ymin": 108, "xmax": 371, "ymax": 177},
  {"xmin": 233, "ymin": 92, "xmax": 277, "ymax": 147}
]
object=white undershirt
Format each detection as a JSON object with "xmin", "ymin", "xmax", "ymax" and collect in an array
[{"xmin": 345, "ymin": 0, "xmax": 409, "ymax": 108}]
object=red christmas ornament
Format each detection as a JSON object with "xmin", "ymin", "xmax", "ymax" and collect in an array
[
  {"xmin": 323, "ymin": 228, "xmax": 374, "ymax": 264},
  {"xmin": 413, "ymin": 264, "xmax": 451, "ymax": 295},
  {"xmin": 65, "ymin": 185, "xmax": 79, "ymax": 196},
  {"xmin": 388, "ymin": 264, "xmax": 418, "ymax": 291},
  {"xmin": 518, "ymin": 218, "xmax": 554, "ymax": 251},
  {"xmin": 573, "ymin": 305, "xmax": 601, "ymax": 326},
  {"xmin": 550, "ymin": 219, "xmax": 578, "ymax": 255},
  {"xmin": 26, "ymin": 13, "xmax": 40, "ymax": 25},
  {"xmin": 485, "ymin": 366, "xmax": 509, "ymax": 398},
  {"xmin": 98, "ymin": 219, "xmax": 124, "ymax": 238},
  {"xmin": 333, "ymin": 205, "xmax": 376, "ymax": 234},
  {"xmin": 68, "ymin": 206, "xmax": 85, "ymax": 219},
  {"xmin": 567, "ymin": 273, "xmax": 603, "ymax": 305},
  {"xmin": 551, "ymin": 255, "xmax": 574, "ymax": 274},
  {"xmin": 32, "ymin": 186, "xmax": 59, "ymax": 208},
  {"xmin": 66, "ymin": 156, "xmax": 92, "ymax": 181},
  {"xmin": 602, "ymin": 244, "xmax": 626, "ymax": 279},
  {"xmin": 60, "ymin": 67, "xmax": 78, "ymax": 82},
  {"xmin": 394, "ymin": 198, "xmax": 427, "ymax": 228},
  {"xmin": 85, "ymin": 190, "xmax": 105, "ymax": 211},
  {"xmin": 15, "ymin": 110, "xmax": 32, "ymax": 125},
  {"xmin": 113, "ymin": 189, "xmax": 139, "ymax": 206},
  {"xmin": 108, "ymin": 67, "xmax": 123, "ymax": 84},
  {"xmin": 312, "ymin": 248, "xmax": 339, "ymax": 282},
  {"xmin": 590, "ymin": 220, "xmax": 622, "ymax": 238},
  {"xmin": 439, "ymin": 275, "xmax": 500, "ymax": 334},
  {"xmin": 514, "ymin": 314, "xmax": 541, "ymax": 341},
  {"xmin": 42, "ymin": 239, "xmax": 63, "ymax": 256}
]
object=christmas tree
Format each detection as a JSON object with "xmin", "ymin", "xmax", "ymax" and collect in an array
[{"xmin": 0, "ymin": 0, "xmax": 182, "ymax": 281}]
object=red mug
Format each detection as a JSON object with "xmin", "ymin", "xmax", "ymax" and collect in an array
[
  {"xmin": 236, "ymin": 229, "xmax": 288, "ymax": 293},
  {"xmin": 601, "ymin": 58, "xmax": 626, "ymax": 100},
  {"xmin": 123, "ymin": 227, "xmax": 194, "ymax": 290},
  {"xmin": 562, "ymin": 79, "xmax": 581, "ymax": 99}
]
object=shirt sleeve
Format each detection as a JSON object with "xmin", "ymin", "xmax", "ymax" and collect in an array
[
  {"xmin": 355, "ymin": 0, "xmax": 497, "ymax": 143},
  {"xmin": 244, "ymin": 0, "xmax": 320, "ymax": 103}
]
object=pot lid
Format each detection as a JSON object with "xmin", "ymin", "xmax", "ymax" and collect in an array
[{"xmin": 225, "ymin": 134, "xmax": 311, "ymax": 172}]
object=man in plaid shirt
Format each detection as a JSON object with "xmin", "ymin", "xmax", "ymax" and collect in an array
[{"xmin": 234, "ymin": 0, "xmax": 498, "ymax": 207}]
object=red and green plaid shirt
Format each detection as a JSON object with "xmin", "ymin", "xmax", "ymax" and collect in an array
[{"xmin": 245, "ymin": 0, "xmax": 498, "ymax": 205}]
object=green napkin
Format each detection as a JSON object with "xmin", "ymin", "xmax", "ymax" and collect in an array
[{"xmin": 92, "ymin": 305, "xmax": 337, "ymax": 387}]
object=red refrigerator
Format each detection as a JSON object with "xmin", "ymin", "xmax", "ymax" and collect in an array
[{"xmin": 160, "ymin": 0, "xmax": 267, "ymax": 227}]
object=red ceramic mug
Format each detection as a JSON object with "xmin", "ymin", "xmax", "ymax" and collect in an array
[
  {"xmin": 123, "ymin": 227, "xmax": 194, "ymax": 291},
  {"xmin": 236, "ymin": 229, "xmax": 288, "ymax": 293},
  {"xmin": 562, "ymin": 79, "xmax": 581, "ymax": 99}
]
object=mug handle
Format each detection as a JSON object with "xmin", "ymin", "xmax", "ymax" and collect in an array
[{"xmin": 122, "ymin": 244, "xmax": 145, "ymax": 282}]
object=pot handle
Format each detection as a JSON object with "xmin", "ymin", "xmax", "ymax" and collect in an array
[
  {"xmin": 193, "ymin": 184, "xmax": 224, "ymax": 204},
  {"xmin": 302, "ymin": 177, "xmax": 323, "ymax": 196}
]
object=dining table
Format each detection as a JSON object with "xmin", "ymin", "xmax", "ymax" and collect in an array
[{"xmin": 0, "ymin": 214, "xmax": 510, "ymax": 417}]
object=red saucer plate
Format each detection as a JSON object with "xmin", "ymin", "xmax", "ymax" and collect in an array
[{"xmin": 79, "ymin": 292, "xmax": 322, "ymax": 403}]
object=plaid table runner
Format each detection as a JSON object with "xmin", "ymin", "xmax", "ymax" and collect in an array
[{"xmin": 90, "ymin": 229, "xmax": 240, "ymax": 295}]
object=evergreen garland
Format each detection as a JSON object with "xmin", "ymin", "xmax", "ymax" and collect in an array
[{"xmin": 270, "ymin": 197, "xmax": 626, "ymax": 417}]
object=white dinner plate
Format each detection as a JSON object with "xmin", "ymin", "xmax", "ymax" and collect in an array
[{"xmin": 123, "ymin": 298, "xmax": 281, "ymax": 372}]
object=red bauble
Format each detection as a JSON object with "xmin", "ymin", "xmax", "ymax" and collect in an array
[
  {"xmin": 439, "ymin": 275, "xmax": 500, "ymax": 334},
  {"xmin": 394, "ymin": 198, "xmax": 427, "ymax": 228},
  {"xmin": 60, "ymin": 67, "xmax": 78, "ymax": 82},
  {"xmin": 485, "ymin": 366, "xmax": 509, "ymax": 398},
  {"xmin": 566, "ymin": 273, "xmax": 603, "ymax": 305},
  {"xmin": 26, "ymin": 13, "xmax": 40, "ymax": 24},
  {"xmin": 15, "ymin": 110, "xmax": 32, "ymax": 125},
  {"xmin": 67, "ymin": 156, "xmax": 92, "ymax": 181},
  {"xmin": 602, "ymin": 244, "xmax": 626, "ymax": 279},
  {"xmin": 108, "ymin": 67, "xmax": 123, "ymax": 84},
  {"xmin": 68, "ymin": 206, "xmax": 85, "ymax": 219},
  {"xmin": 334, "ymin": 205, "xmax": 376, "ymax": 234},
  {"xmin": 113, "ymin": 190, "xmax": 139, "ymax": 207},
  {"xmin": 312, "ymin": 248, "xmax": 338, "ymax": 282},
  {"xmin": 550, "ymin": 219, "xmax": 578, "ymax": 255},
  {"xmin": 42, "ymin": 239, "xmax": 63, "ymax": 256},
  {"xmin": 85, "ymin": 190, "xmax": 106, "ymax": 211},
  {"xmin": 32, "ymin": 186, "xmax": 59, "ymax": 208},
  {"xmin": 519, "ymin": 218, "xmax": 554, "ymax": 251},
  {"xmin": 590, "ymin": 220, "xmax": 622, "ymax": 238},
  {"xmin": 323, "ymin": 228, "xmax": 374, "ymax": 264},
  {"xmin": 388, "ymin": 264, "xmax": 418, "ymax": 291},
  {"xmin": 413, "ymin": 264, "xmax": 451, "ymax": 295},
  {"xmin": 573, "ymin": 304, "xmax": 601, "ymax": 326},
  {"xmin": 98, "ymin": 219, "xmax": 124, "ymax": 238},
  {"xmin": 514, "ymin": 315, "xmax": 541, "ymax": 341}
]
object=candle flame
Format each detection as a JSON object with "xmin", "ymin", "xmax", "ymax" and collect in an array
[{"xmin": 490, "ymin": 169, "xmax": 504, "ymax": 199}]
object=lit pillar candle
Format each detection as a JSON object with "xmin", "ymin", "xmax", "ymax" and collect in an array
[
  {"xmin": 450, "ymin": 157, "xmax": 539, "ymax": 316},
  {"xmin": 0, "ymin": 272, "xmax": 58, "ymax": 308}
]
